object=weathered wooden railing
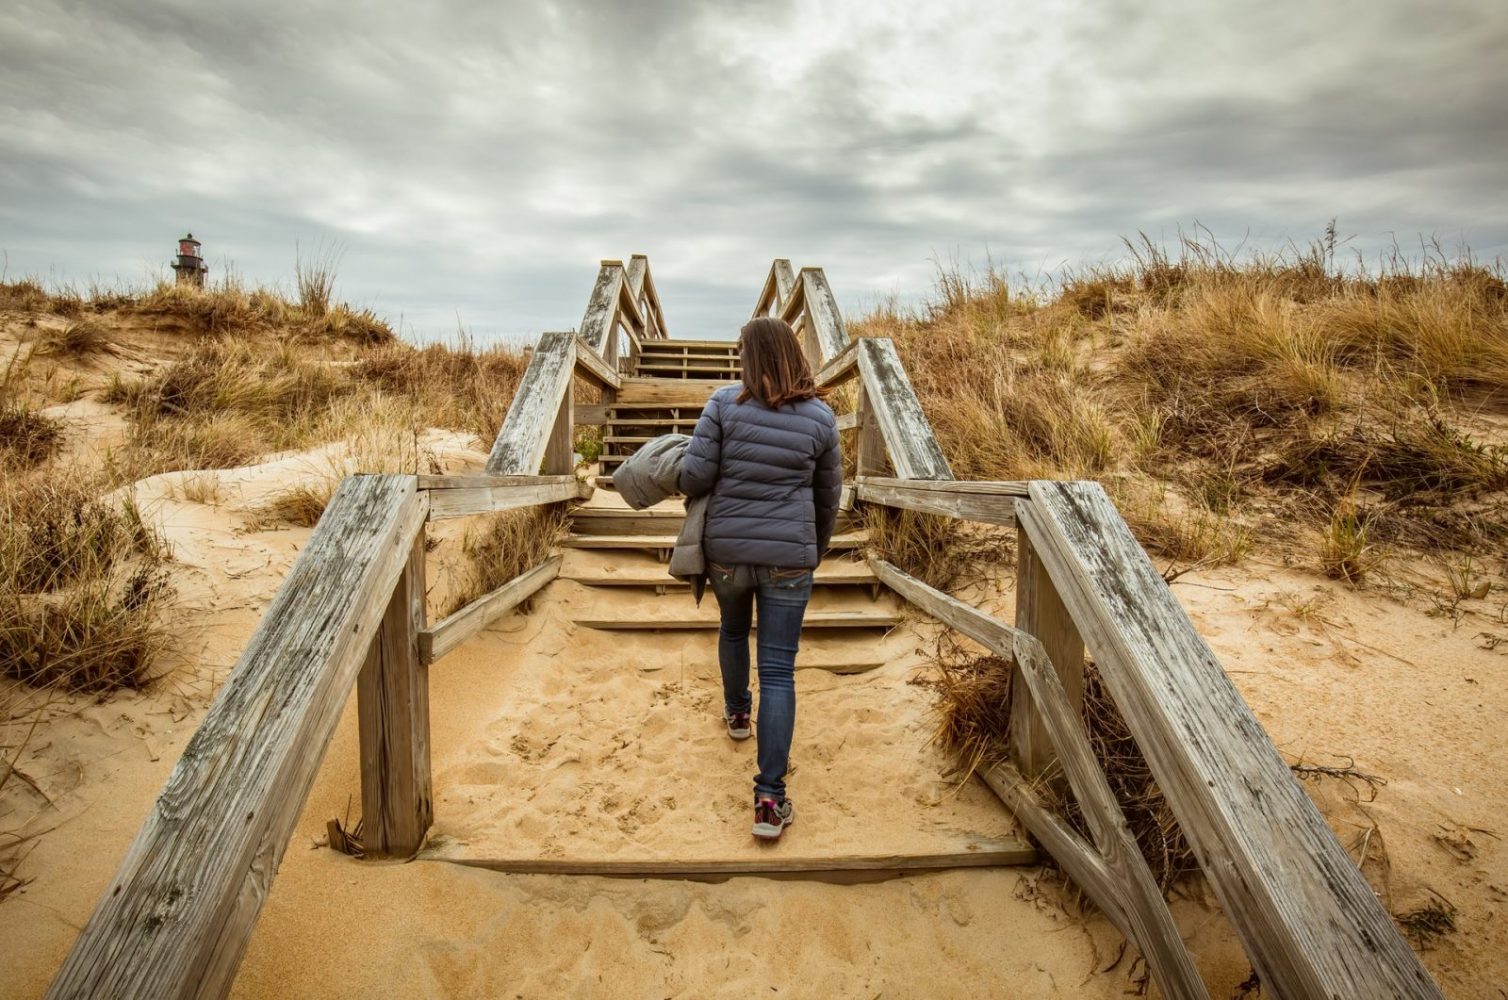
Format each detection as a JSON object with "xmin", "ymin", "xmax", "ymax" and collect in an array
[
  {"xmin": 762, "ymin": 258, "xmax": 1444, "ymax": 1000},
  {"xmin": 44, "ymin": 253, "xmax": 662, "ymax": 999}
]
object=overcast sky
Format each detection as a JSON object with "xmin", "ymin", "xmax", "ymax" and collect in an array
[{"xmin": 2, "ymin": 0, "xmax": 1504, "ymax": 343}]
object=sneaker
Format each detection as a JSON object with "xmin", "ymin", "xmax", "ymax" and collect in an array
[
  {"xmin": 724, "ymin": 710, "xmax": 751, "ymax": 741},
  {"xmin": 753, "ymin": 797, "xmax": 794, "ymax": 840}
]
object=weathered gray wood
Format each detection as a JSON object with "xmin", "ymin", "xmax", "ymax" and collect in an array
[
  {"xmin": 576, "ymin": 403, "xmax": 607, "ymax": 425},
  {"xmin": 855, "ymin": 383, "xmax": 889, "ymax": 477},
  {"xmin": 814, "ymin": 337, "xmax": 859, "ymax": 388},
  {"xmin": 544, "ymin": 384, "xmax": 573, "ymax": 477},
  {"xmin": 485, "ymin": 330, "xmax": 576, "ymax": 475},
  {"xmin": 753, "ymin": 258, "xmax": 797, "ymax": 317},
  {"xmin": 578, "ymin": 264, "xmax": 624, "ymax": 356},
  {"xmin": 855, "ymin": 478, "xmax": 1020, "ymax": 525},
  {"xmin": 1011, "ymin": 631, "xmax": 1207, "ymax": 1000},
  {"xmin": 426, "ymin": 478, "xmax": 586, "ymax": 520},
  {"xmin": 1011, "ymin": 528, "xmax": 1085, "ymax": 779},
  {"xmin": 427, "ymin": 843, "xmax": 1036, "ymax": 882},
  {"xmin": 357, "ymin": 531, "xmax": 431, "ymax": 859},
  {"xmin": 980, "ymin": 762, "xmax": 1135, "ymax": 940},
  {"xmin": 1018, "ymin": 482, "xmax": 1443, "ymax": 999},
  {"xmin": 856, "ymin": 477, "xmax": 1029, "ymax": 497},
  {"xmin": 857, "ymin": 338, "xmax": 952, "ymax": 480},
  {"xmin": 798, "ymin": 267, "xmax": 850, "ymax": 364},
  {"xmin": 839, "ymin": 483, "xmax": 855, "ymax": 512},
  {"xmin": 47, "ymin": 475, "xmax": 428, "ymax": 1000},
  {"xmin": 574, "ymin": 338, "xmax": 621, "ymax": 391},
  {"xmin": 835, "ymin": 411, "xmax": 857, "ymax": 432},
  {"xmin": 870, "ymin": 555, "xmax": 1206, "ymax": 999},
  {"xmin": 419, "ymin": 556, "xmax": 561, "ymax": 664},
  {"xmin": 778, "ymin": 268, "xmax": 807, "ymax": 326},
  {"xmin": 419, "ymin": 473, "xmax": 582, "ymax": 491}
]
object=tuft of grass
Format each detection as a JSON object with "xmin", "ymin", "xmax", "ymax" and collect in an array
[
  {"xmin": 0, "ymin": 475, "xmax": 173, "ymax": 692},
  {"xmin": 443, "ymin": 506, "xmax": 568, "ymax": 617},
  {"xmin": 859, "ymin": 505, "xmax": 997, "ymax": 592},
  {"xmin": 0, "ymin": 403, "xmax": 63, "ymax": 468},
  {"xmin": 254, "ymin": 483, "xmax": 332, "ymax": 527},
  {"xmin": 295, "ymin": 242, "xmax": 343, "ymax": 318},
  {"xmin": 1319, "ymin": 497, "xmax": 1377, "ymax": 584},
  {"xmin": 43, "ymin": 319, "xmax": 114, "ymax": 356}
]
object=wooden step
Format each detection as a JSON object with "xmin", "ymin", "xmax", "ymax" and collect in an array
[
  {"xmin": 574, "ymin": 610, "xmax": 903, "ymax": 630},
  {"xmin": 561, "ymin": 531, "xmax": 868, "ymax": 551},
  {"xmin": 636, "ymin": 339, "xmax": 737, "ymax": 351},
  {"xmin": 570, "ymin": 508, "xmax": 857, "ymax": 536},
  {"xmin": 632, "ymin": 351, "xmax": 740, "ymax": 362},
  {"xmin": 421, "ymin": 841, "xmax": 1036, "ymax": 882},
  {"xmin": 562, "ymin": 561, "xmax": 876, "ymax": 586},
  {"xmin": 615, "ymin": 378, "xmax": 732, "ymax": 407}
]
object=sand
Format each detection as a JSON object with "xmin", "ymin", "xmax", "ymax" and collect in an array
[{"xmin": 3, "ymin": 439, "xmax": 1507, "ymax": 998}]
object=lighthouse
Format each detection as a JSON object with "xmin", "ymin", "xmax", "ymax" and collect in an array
[{"xmin": 171, "ymin": 233, "xmax": 207, "ymax": 287}]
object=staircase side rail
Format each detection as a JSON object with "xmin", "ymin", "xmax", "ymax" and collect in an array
[
  {"xmin": 486, "ymin": 330, "xmax": 577, "ymax": 476},
  {"xmin": 1017, "ymin": 482, "xmax": 1443, "ymax": 999},
  {"xmin": 752, "ymin": 258, "xmax": 797, "ymax": 318},
  {"xmin": 46, "ymin": 475, "xmax": 429, "ymax": 1000},
  {"xmin": 854, "ymin": 337, "xmax": 952, "ymax": 480},
  {"xmin": 626, "ymin": 253, "xmax": 668, "ymax": 339},
  {"xmin": 869, "ymin": 557, "xmax": 1209, "ymax": 1000}
]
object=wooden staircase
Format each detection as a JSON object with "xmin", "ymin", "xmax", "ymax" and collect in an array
[{"xmin": 597, "ymin": 339, "xmax": 741, "ymax": 486}]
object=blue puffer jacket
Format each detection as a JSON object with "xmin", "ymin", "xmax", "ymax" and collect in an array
[{"xmin": 679, "ymin": 383, "xmax": 841, "ymax": 569}]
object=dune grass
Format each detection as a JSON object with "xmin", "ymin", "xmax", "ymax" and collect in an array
[{"xmin": 854, "ymin": 234, "xmax": 1508, "ymax": 581}]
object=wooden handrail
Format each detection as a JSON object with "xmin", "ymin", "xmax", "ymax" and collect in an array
[
  {"xmin": 46, "ymin": 475, "xmax": 429, "ymax": 999},
  {"xmin": 485, "ymin": 330, "xmax": 576, "ymax": 476},
  {"xmin": 419, "ymin": 556, "xmax": 562, "ymax": 664},
  {"xmin": 752, "ymin": 258, "xmax": 797, "ymax": 318}
]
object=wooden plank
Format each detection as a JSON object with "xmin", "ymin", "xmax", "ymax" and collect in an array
[
  {"xmin": 544, "ymin": 384, "xmax": 573, "ymax": 477},
  {"xmin": 1011, "ymin": 631, "xmax": 1207, "ymax": 1000},
  {"xmin": 574, "ymin": 338, "xmax": 621, "ymax": 391},
  {"xmin": 814, "ymin": 337, "xmax": 859, "ymax": 388},
  {"xmin": 574, "ymin": 610, "xmax": 902, "ymax": 630},
  {"xmin": 419, "ymin": 473, "xmax": 581, "ymax": 491},
  {"xmin": 578, "ymin": 265, "xmax": 624, "ymax": 356},
  {"xmin": 485, "ymin": 330, "xmax": 575, "ymax": 475},
  {"xmin": 979, "ymin": 763, "xmax": 1136, "ymax": 940},
  {"xmin": 419, "ymin": 556, "xmax": 562, "ymax": 665},
  {"xmin": 855, "ymin": 479, "xmax": 1019, "ymax": 525},
  {"xmin": 616, "ymin": 378, "xmax": 731, "ymax": 406},
  {"xmin": 1018, "ymin": 482, "xmax": 1443, "ymax": 999},
  {"xmin": 857, "ymin": 337, "xmax": 953, "ymax": 480},
  {"xmin": 752, "ymin": 258, "xmax": 797, "ymax": 317},
  {"xmin": 563, "ymin": 561, "xmax": 877, "ymax": 587},
  {"xmin": 835, "ymin": 411, "xmax": 857, "ymax": 432},
  {"xmin": 855, "ymin": 382, "xmax": 889, "ymax": 477},
  {"xmin": 426, "ymin": 843, "xmax": 1035, "ymax": 882},
  {"xmin": 856, "ymin": 477, "xmax": 1029, "ymax": 497},
  {"xmin": 46, "ymin": 475, "xmax": 427, "ymax": 1000},
  {"xmin": 799, "ymin": 268, "xmax": 850, "ymax": 365},
  {"xmin": 1010, "ymin": 528, "xmax": 1084, "ymax": 778},
  {"xmin": 625, "ymin": 254, "xmax": 647, "ymax": 298},
  {"xmin": 778, "ymin": 268, "xmax": 808, "ymax": 326},
  {"xmin": 563, "ymin": 531, "xmax": 866, "ymax": 550},
  {"xmin": 427, "ymin": 478, "xmax": 586, "ymax": 520},
  {"xmin": 577, "ymin": 404, "xmax": 606, "ymax": 425},
  {"xmin": 357, "ymin": 532, "xmax": 431, "ymax": 859},
  {"xmin": 839, "ymin": 483, "xmax": 855, "ymax": 512},
  {"xmin": 870, "ymin": 554, "xmax": 1206, "ymax": 998}
]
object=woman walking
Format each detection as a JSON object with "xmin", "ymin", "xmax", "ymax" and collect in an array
[{"xmin": 679, "ymin": 317, "xmax": 841, "ymax": 841}]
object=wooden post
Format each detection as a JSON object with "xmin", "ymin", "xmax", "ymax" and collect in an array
[
  {"xmin": 544, "ymin": 385, "xmax": 574, "ymax": 476},
  {"xmin": 1010, "ymin": 527, "xmax": 1085, "ymax": 780},
  {"xmin": 357, "ymin": 531, "xmax": 430, "ymax": 858},
  {"xmin": 855, "ymin": 383, "xmax": 890, "ymax": 477}
]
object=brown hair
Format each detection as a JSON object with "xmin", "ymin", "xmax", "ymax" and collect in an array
[{"xmin": 736, "ymin": 317, "xmax": 825, "ymax": 407}]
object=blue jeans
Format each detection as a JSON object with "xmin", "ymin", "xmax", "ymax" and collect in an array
[{"xmin": 707, "ymin": 562, "xmax": 813, "ymax": 801}]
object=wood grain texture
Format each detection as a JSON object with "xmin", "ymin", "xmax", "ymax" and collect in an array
[
  {"xmin": 357, "ymin": 532, "xmax": 431, "ymax": 858},
  {"xmin": 46, "ymin": 475, "xmax": 427, "ymax": 1000},
  {"xmin": 578, "ymin": 264, "xmax": 624, "ymax": 356},
  {"xmin": 419, "ymin": 556, "xmax": 561, "ymax": 665},
  {"xmin": 1018, "ymin": 482, "xmax": 1443, "ymax": 1000},
  {"xmin": 424, "ymin": 843, "xmax": 1036, "ymax": 883},
  {"xmin": 1011, "ymin": 631, "xmax": 1207, "ymax": 1000},
  {"xmin": 856, "ymin": 338, "xmax": 953, "ymax": 480},
  {"xmin": 419, "ymin": 473, "xmax": 583, "ymax": 491},
  {"xmin": 835, "ymin": 411, "xmax": 857, "ymax": 432},
  {"xmin": 870, "ymin": 554, "xmax": 1205, "ymax": 998},
  {"xmin": 855, "ymin": 383, "xmax": 890, "ymax": 477},
  {"xmin": 814, "ymin": 335, "xmax": 859, "ymax": 388},
  {"xmin": 426, "ymin": 478, "xmax": 586, "ymax": 521},
  {"xmin": 573, "ymin": 337, "xmax": 621, "ymax": 390},
  {"xmin": 1010, "ymin": 528, "xmax": 1084, "ymax": 779},
  {"xmin": 855, "ymin": 478, "xmax": 1020, "ymax": 524},
  {"xmin": 855, "ymin": 477, "xmax": 1029, "ymax": 497},
  {"xmin": 485, "ymin": 330, "xmax": 576, "ymax": 475},
  {"xmin": 798, "ymin": 268, "xmax": 850, "ymax": 364},
  {"xmin": 752, "ymin": 258, "xmax": 797, "ymax": 317}
]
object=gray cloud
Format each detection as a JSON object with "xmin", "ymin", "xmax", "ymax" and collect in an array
[{"xmin": 2, "ymin": 0, "xmax": 1504, "ymax": 343}]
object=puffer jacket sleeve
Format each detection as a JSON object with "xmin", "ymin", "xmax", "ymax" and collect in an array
[
  {"xmin": 678, "ymin": 393, "xmax": 723, "ymax": 498},
  {"xmin": 813, "ymin": 409, "xmax": 841, "ymax": 554}
]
